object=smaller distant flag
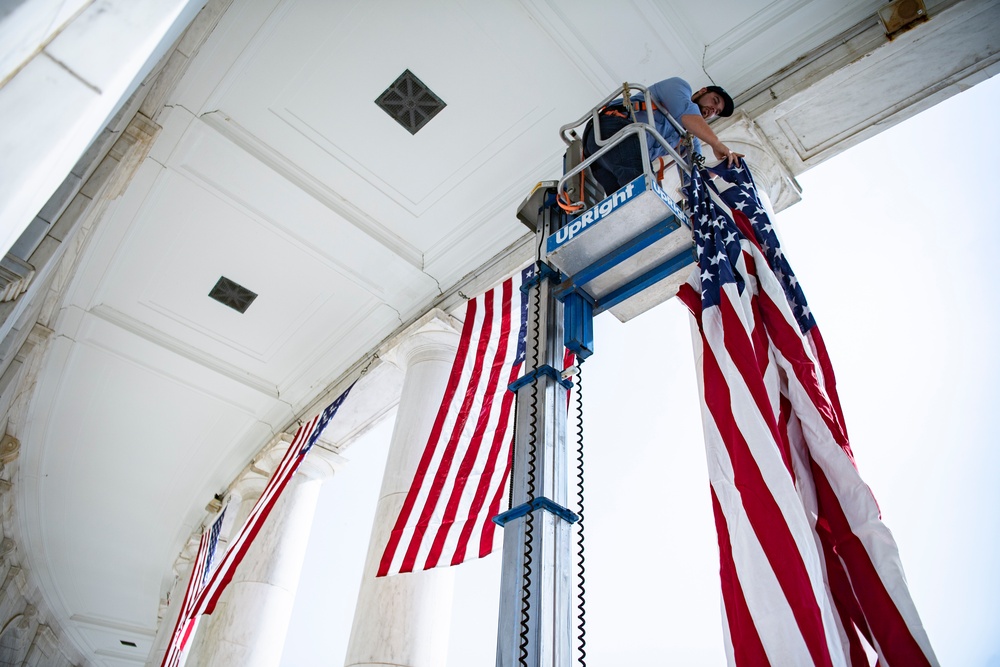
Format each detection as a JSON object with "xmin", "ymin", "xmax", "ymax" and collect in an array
[
  {"xmin": 377, "ymin": 267, "xmax": 532, "ymax": 576},
  {"xmin": 165, "ymin": 384, "xmax": 353, "ymax": 665},
  {"xmin": 191, "ymin": 384, "xmax": 353, "ymax": 617},
  {"xmin": 161, "ymin": 509, "xmax": 225, "ymax": 667}
]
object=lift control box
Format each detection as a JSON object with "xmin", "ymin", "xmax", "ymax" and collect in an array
[{"xmin": 545, "ymin": 173, "xmax": 696, "ymax": 323}]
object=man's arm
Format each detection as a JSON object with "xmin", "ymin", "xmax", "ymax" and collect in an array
[
  {"xmin": 647, "ymin": 78, "xmax": 743, "ymax": 167},
  {"xmin": 679, "ymin": 113, "xmax": 743, "ymax": 167}
]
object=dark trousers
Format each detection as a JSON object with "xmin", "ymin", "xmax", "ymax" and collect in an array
[{"xmin": 582, "ymin": 111, "xmax": 643, "ymax": 195}]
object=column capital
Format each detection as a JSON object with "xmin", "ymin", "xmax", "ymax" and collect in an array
[
  {"xmin": 228, "ymin": 433, "xmax": 345, "ymax": 501},
  {"xmin": 383, "ymin": 314, "xmax": 460, "ymax": 372},
  {"xmin": 230, "ymin": 448, "xmax": 276, "ymax": 500},
  {"xmin": 295, "ymin": 445, "xmax": 346, "ymax": 482},
  {"xmin": 716, "ymin": 111, "xmax": 802, "ymax": 213}
]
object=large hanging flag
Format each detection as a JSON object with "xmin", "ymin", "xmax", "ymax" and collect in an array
[
  {"xmin": 676, "ymin": 161, "xmax": 937, "ymax": 666},
  {"xmin": 161, "ymin": 509, "xmax": 225, "ymax": 667},
  {"xmin": 161, "ymin": 384, "xmax": 353, "ymax": 665},
  {"xmin": 377, "ymin": 267, "xmax": 531, "ymax": 576}
]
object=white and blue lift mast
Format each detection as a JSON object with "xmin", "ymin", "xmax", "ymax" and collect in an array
[{"xmin": 493, "ymin": 84, "xmax": 699, "ymax": 667}]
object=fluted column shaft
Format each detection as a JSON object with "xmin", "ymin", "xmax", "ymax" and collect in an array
[
  {"xmin": 185, "ymin": 445, "xmax": 339, "ymax": 666},
  {"xmin": 345, "ymin": 320, "xmax": 459, "ymax": 667}
]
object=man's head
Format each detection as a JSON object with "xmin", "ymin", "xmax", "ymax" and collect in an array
[{"xmin": 693, "ymin": 86, "xmax": 734, "ymax": 119}]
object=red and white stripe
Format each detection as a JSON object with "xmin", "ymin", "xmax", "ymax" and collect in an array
[
  {"xmin": 678, "ymin": 181, "xmax": 938, "ymax": 666},
  {"xmin": 378, "ymin": 273, "xmax": 525, "ymax": 576},
  {"xmin": 161, "ymin": 386, "xmax": 350, "ymax": 663},
  {"xmin": 190, "ymin": 414, "xmax": 321, "ymax": 618},
  {"xmin": 160, "ymin": 523, "xmax": 216, "ymax": 667}
]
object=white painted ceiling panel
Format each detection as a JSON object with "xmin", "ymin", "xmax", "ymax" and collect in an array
[
  {"xmin": 84, "ymin": 628, "xmax": 152, "ymax": 667},
  {"xmin": 166, "ymin": 120, "xmax": 440, "ymax": 305},
  {"xmin": 71, "ymin": 312, "xmax": 285, "ymax": 419},
  {"xmin": 84, "ymin": 168, "xmax": 391, "ymax": 389},
  {"xmin": 698, "ymin": 0, "xmax": 884, "ymax": 91},
  {"xmin": 186, "ymin": 0, "xmax": 602, "ymax": 254},
  {"xmin": 531, "ymin": 0, "xmax": 717, "ymax": 93},
  {"xmin": 168, "ymin": 0, "xmax": 286, "ymax": 114},
  {"xmin": 275, "ymin": 5, "xmax": 540, "ymax": 210},
  {"xmin": 668, "ymin": 0, "xmax": 796, "ymax": 46},
  {"xmin": 36, "ymin": 334, "xmax": 262, "ymax": 624}
]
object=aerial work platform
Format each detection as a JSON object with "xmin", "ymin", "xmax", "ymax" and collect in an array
[
  {"xmin": 517, "ymin": 82, "xmax": 699, "ymax": 331},
  {"xmin": 544, "ymin": 172, "xmax": 694, "ymax": 323},
  {"xmin": 498, "ymin": 84, "xmax": 704, "ymax": 667}
]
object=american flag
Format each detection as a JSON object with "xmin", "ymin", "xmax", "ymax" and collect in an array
[
  {"xmin": 676, "ymin": 161, "xmax": 938, "ymax": 666},
  {"xmin": 160, "ymin": 509, "xmax": 225, "ymax": 667},
  {"xmin": 377, "ymin": 267, "xmax": 531, "ymax": 576},
  {"xmin": 189, "ymin": 385, "xmax": 353, "ymax": 619},
  {"xmin": 157, "ymin": 384, "xmax": 353, "ymax": 665}
]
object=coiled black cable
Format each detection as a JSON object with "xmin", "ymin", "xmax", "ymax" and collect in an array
[
  {"xmin": 573, "ymin": 360, "xmax": 587, "ymax": 666},
  {"xmin": 518, "ymin": 262, "xmax": 544, "ymax": 667}
]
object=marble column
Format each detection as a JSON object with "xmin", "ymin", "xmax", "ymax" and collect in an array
[
  {"xmin": 184, "ymin": 441, "xmax": 342, "ymax": 667},
  {"xmin": 715, "ymin": 110, "xmax": 803, "ymax": 214},
  {"xmin": 345, "ymin": 317, "xmax": 459, "ymax": 667}
]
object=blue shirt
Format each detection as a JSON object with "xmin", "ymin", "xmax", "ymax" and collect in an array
[{"xmin": 629, "ymin": 77, "xmax": 701, "ymax": 161}]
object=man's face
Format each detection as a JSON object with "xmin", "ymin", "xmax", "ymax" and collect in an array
[{"xmin": 694, "ymin": 89, "xmax": 725, "ymax": 119}]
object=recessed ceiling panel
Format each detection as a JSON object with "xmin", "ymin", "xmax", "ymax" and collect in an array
[
  {"xmin": 32, "ymin": 334, "xmax": 264, "ymax": 627},
  {"xmin": 189, "ymin": 0, "xmax": 600, "ymax": 252},
  {"xmin": 273, "ymin": 0, "xmax": 545, "ymax": 208},
  {"xmin": 87, "ymin": 167, "xmax": 389, "ymax": 390}
]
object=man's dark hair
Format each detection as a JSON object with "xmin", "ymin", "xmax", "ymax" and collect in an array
[{"xmin": 706, "ymin": 85, "xmax": 735, "ymax": 117}]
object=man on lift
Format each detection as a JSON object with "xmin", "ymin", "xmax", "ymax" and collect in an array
[{"xmin": 582, "ymin": 77, "xmax": 744, "ymax": 194}]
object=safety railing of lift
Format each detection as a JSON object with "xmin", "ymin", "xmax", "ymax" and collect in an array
[{"xmin": 556, "ymin": 83, "xmax": 698, "ymax": 216}]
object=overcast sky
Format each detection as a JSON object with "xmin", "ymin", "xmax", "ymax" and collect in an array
[{"xmin": 282, "ymin": 72, "xmax": 1000, "ymax": 667}]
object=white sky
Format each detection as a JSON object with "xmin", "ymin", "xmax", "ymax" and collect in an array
[{"xmin": 282, "ymin": 73, "xmax": 1000, "ymax": 667}]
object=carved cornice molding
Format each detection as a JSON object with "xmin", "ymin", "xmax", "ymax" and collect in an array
[{"xmin": 381, "ymin": 310, "xmax": 460, "ymax": 371}]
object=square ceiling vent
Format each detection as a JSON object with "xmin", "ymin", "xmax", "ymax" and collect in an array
[
  {"xmin": 208, "ymin": 276, "xmax": 257, "ymax": 313},
  {"xmin": 375, "ymin": 69, "xmax": 446, "ymax": 134}
]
